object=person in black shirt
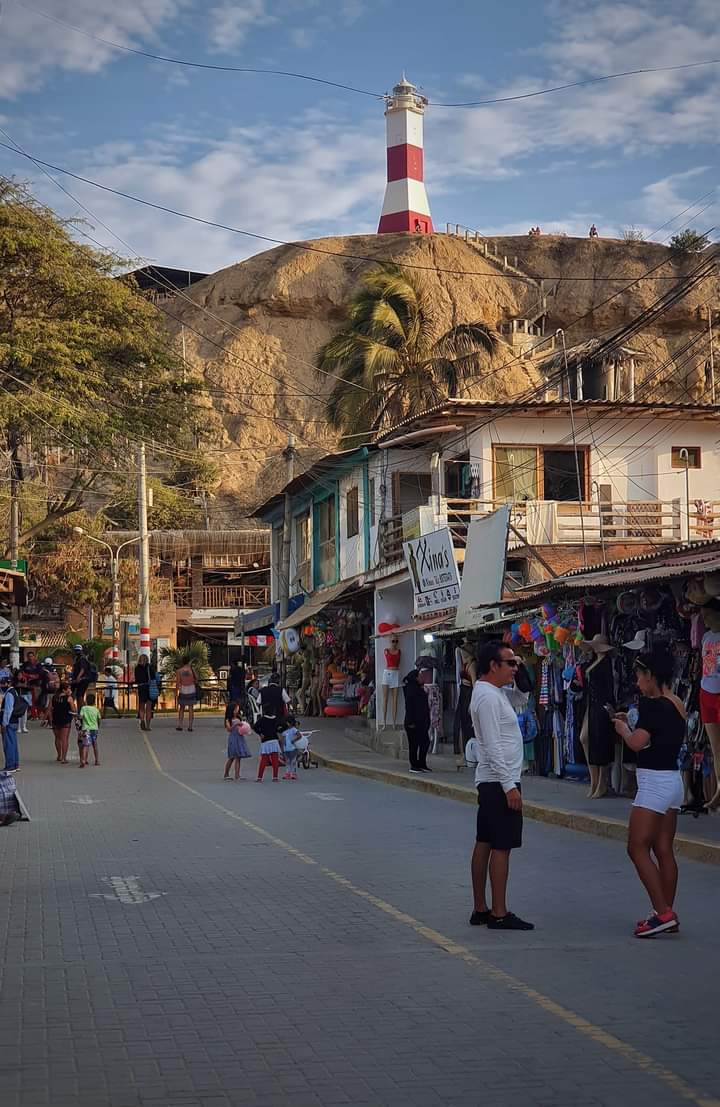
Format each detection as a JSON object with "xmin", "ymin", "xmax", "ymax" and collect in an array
[
  {"xmin": 613, "ymin": 648, "xmax": 685, "ymax": 938},
  {"xmin": 403, "ymin": 669, "xmax": 431, "ymax": 774}
]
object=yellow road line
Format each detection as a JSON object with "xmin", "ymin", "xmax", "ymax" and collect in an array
[{"xmin": 142, "ymin": 733, "xmax": 719, "ymax": 1107}]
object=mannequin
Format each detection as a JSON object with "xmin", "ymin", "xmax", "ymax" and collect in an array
[
  {"xmin": 380, "ymin": 635, "xmax": 402, "ymax": 729},
  {"xmin": 453, "ymin": 637, "xmax": 477, "ymax": 755},
  {"xmin": 298, "ymin": 644, "xmax": 314, "ymax": 715},
  {"xmin": 579, "ymin": 634, "xmax": 616, "ymax": 799},
  {"xmin": 700, "ymin": 599, "xmax": 720, "ymax": 809}
]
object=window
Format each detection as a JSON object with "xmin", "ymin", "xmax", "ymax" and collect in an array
[
  {"xmin": 314, "ymin": 495, "xmax": 336, "ymax": 587},
  {"xmin": 294, "ymin": 514, "xmax": 310, "ymax": 592},
  {"xmin": 493, "ymin": 445, "xmax": 588, "ymax": 502},
  {"xmin": 392, "ymin": 472, "xmax": 432, "ymax": 515},
  {"xmin": 346, "ymin": 486, "xmax": 359, "ymax": 538},
  {"xmin": 671, "ymin": 447, "xmax": 701, "ymax": 469},
  {"xmin": 543, "ymin": 448, "xmax": 587, "ymax": 501},
  {"xmin": 368, "ymin": 478, "xmax": 376, "ymax": 527},
  {"xmin": 494, "ymin": 447, "xmax": 538, "ymax": 501}
]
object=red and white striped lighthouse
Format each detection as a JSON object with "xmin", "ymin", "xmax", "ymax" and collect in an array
[{"xmin": 378, "ymin": 75, "xmax": 433, "ymax": 235}]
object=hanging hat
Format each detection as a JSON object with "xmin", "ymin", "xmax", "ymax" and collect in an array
[
  {"xmin": 703, "ymin": 571, "xmax": 720, "ymax": 597},
  {"xmin": 686, "ymin": 577, "xmax": 710, "ymax": 606},
  {"xmin": 579, "ymin": 633, "xmax": 614, "ymax": 654},
  {"xmin": 616, "ymin": 591, "xmax": 638, "ymax": 615},
  {"xmin": 639, "ymin": 588, "xmax": 664, "ymax": 614},
  {"xmin": 623, "ymin": 629, "xmax": 647, "ymax": 651}
]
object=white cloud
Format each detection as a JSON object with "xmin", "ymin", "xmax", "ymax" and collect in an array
[
  {"xmin": 427, "ymin": 0, "xmax": 720, "ymax": 191},
  {"xmin": 21, "ymin": 113, "xmax": 384, "ymax": 271},
  {"xmin": 207, "ymin": 0, "xmax": 276, "ymax": 53},
  {"xmin": 0, "ymin": 1, "xmax": 192, "ymax": 98}
]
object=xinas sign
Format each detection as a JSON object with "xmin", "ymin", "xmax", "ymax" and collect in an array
[{"xmin": 403, "ymin": 527, "xmax": 460, "ymax": 615}]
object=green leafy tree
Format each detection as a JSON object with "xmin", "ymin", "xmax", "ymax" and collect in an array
[
  {"xmin": 669, "ymin": 229, "xmax": 710, "ymax": 253},
  {"xmin": 0, "ymin": 177, "xmax": 205, "ymax": 551},
  {"xmin": 160, "ymin": 641, "xmax": 212, "ymax": 683},
  {"xmin": 107, "ymin": 478, "xmax": 203, "ymax": 530},
  {"xmin": 317, "ymin": 263, "xmax": 497, "ymax": 437}
]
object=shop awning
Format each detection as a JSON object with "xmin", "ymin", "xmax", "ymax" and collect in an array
[
  {"xmin": 375, "ymin": 613, "xmax": 453, "ymax": 638},
  {"xmin": 276, "ymin": 578, "xmax": 361, "ymax": 631}
]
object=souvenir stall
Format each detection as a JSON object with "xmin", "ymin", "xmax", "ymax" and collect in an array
[
  {"xmin": 278, "ymin": 593, "xmax": 373, "ymax": 719},
  {"xmin": 499, "ymin": 563, "xmax": 720, "ymax": 812}
]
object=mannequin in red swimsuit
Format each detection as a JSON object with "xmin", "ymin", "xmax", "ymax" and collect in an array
[{"xmin": 380, "ymin": 636, "xmax": 402, "ymax": 728}]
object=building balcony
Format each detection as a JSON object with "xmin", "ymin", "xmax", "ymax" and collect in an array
[
  {"xmin": 378, "ymin": 498, "xmax": 720, "ymax": 565},
  {"xmin": 173, "ymin": 584, "xmax": 271, "ymax": 610}
]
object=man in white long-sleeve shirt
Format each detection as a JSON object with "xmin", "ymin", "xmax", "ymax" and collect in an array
[{"xmin": 468, "ymin": 641, "xmax": 534, "ymax": 931}]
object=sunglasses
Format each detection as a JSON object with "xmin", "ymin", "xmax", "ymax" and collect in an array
[{"xmin": 501, "ymin": 658, "xmax": 519, "ymax": 668}]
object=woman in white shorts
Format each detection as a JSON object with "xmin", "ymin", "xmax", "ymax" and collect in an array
[{"xmin": 613, "ymin": 648, "xmax": 686, "ymax": 939}]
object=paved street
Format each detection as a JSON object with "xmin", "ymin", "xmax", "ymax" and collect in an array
[{"xmin": 2, "ymin": 715, "xmax": 719, "ymax": 1107}]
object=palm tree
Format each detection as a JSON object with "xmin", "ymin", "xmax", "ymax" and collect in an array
[
  {"xmin": 318, "ymin": 263, "xmax": 497, "ymax": 437},
  {"xmin": 160, "ymin": 642, "xmax": 212, "ymax": 683}
]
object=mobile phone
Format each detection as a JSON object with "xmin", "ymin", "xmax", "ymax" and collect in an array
[{"xmin": 603, "ymin": 703, "xmax": 616, "ymax": 718}]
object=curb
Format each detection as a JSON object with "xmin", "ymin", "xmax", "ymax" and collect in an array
[{"xmin": 313, "ymin": 753, "xmax": 720, "ymax": 866}]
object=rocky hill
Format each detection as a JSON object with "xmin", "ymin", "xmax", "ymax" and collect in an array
[{"xmin": 164, "ymin": 232, "xmax": 718, "ymax": 519}]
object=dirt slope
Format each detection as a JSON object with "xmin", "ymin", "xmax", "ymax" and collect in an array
[{"xmin": 165, "ymin": 233, "xmax": 718, "ymax": 518}]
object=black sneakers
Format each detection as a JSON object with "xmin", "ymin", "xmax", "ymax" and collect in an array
[
  {"xmin": 487, "ymin": 912, "xmax": 535, "ymax": 931},
  {"xmin": 469, "ymin": 910, "xmax": 491, "ymax": 926}
]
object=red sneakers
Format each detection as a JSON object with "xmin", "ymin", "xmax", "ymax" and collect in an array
[{"xmin": 634, "ymin": 911, "xmax": 679, "ymax": 938}]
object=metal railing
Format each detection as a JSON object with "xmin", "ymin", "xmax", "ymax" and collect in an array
[{"xmin": 442, "ymin": 496, "xmax": 720, "ymax": 545}]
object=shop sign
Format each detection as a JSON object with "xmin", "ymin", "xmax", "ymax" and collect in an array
[{"xmin": 403, "ymin": 527, "xmax": 460, "ymax": 615}]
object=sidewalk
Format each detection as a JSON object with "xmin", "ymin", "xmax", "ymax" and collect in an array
[{"xmin": 306, "ymin": 718, "xmax": 720, "ymax": 865}]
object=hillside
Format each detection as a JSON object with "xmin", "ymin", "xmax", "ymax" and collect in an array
[{"xmin": 164, "ymin": 232, "xmax": 719, "ymax": 519}]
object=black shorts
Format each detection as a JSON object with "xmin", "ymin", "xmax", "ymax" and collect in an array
[{"xmin": 476, "ymin": 782, "xmax": 523, "ymax": 850}]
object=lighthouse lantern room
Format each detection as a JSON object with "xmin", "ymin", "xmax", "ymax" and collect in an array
[{"xmin": 378, "ymin": 75, "xmax": 434, "ymax": 235}]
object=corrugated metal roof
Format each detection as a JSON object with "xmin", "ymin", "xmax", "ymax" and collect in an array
[
  {"xmin": 376, "ymin": 397, "xmax": 720, "ymax": 439},
  {"xmin": 517, "ymin": 548, "xmax": 720, "ymax": 599}
]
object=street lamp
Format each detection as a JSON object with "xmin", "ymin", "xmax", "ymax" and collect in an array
[{"xmin": 72, "ymin": 528, "xmax": 140, "ymax": 661}]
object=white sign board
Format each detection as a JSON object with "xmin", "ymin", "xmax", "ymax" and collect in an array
[
  {"xmin": 455, "ymin": 506, "xmax": 511, "ymax": 629},
  {"xmin": 403, "ymin": 527, "xmax": 460, "ymax": 615}
]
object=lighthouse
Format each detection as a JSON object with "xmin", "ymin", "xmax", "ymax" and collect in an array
[{"xmin": 378, "ymin": 75, "xmax": 434, "ymax": 235}]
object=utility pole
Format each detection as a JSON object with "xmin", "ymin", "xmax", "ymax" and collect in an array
[
  {"xmin": 137, "ymin": 441, "xmax": 151, "ymax": 657},
  {"xmin": 709, "ymin": 305, "xmax": 716, "ymax": 405},
  {"xmin": 9, "ymin": 433, "xmax": 21, "ymax": 668},
  {"xmin": 279, "ymin": 434, "xmax": 296, "ymax": 623}
]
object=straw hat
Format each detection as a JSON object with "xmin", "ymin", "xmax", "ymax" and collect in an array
[
  {"xmin": 579, "ymin": 633, "xmax": 614, "ymax": 654},
  {"xmin": 623, "ymin": 629, "xmax": 647, "ymax": 651}
]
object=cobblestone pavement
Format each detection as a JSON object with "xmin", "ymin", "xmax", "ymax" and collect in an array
[{"xmin": 1, "ymin": 714, "xmax": 719, "ymax": 1107}]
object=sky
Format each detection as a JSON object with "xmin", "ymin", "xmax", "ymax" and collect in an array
[{"xmin": 0, "ymin": 0, "xmax": 718, "ymax": 273}]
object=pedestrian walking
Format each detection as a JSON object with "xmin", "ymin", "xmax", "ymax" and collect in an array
[
  {"xmin": 403, "ymin": 669, "xmax": 431, "ymax": 774},
  {"xmin": 17, "ymin": 672, "xmax": 31, "ymax": 733},
  {"xmin": 227, "ymin": 658, "xmax": 247, "ymax": 704},
  {"xmin": 612, "ymin": 648, "xmax": 685, "ymax": 937},
  {"xmin": 78, "ymin": 692, "xmax": 101, "ymax": 768},
  {"xmin": 260, "ymin": 673, "xmax": 290, "ymax": 717},
  {"xmin": 70, "ymin": 645, "xmax": 94, "ymax": 707},
  {"xmin": 255, "ymin": 712, "xmax": 282, "ymax": 781},
  {"xmin": 20, "ymin": 651, "xmax": 44, "ymax": 719},
  {"xmin": 468, "ymin": 641, "xmax": 534, "ymax": 931},
  {"xmin": 224, "ymin": 702, "xmax": 252, "ymax": 780},
  {"xmin": 280, "ymin": 717, "xmax": 302, "ymax": 779},
  {"xmin": 102, "ymin": 667, "xmax": 120, "ymax": 718},
  {"xmin": 134, "ymin": 654, "xmax": 156, "ymax": 731},
  {"xmin": 40, "ymin": 658, "xmax": 59, "ymax": 726},
  {"xmin": 50, "ymin": 682, "xmax": 76, "ymax": 763},
  {"xmin": 1, "ymin": 676, "xmax": 27, "ymax": 773},
  {"xmin": 175, "ymin": 660, "xmax": 198, "ymax": 732}
]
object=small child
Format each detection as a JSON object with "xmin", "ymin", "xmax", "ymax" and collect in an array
[
  {"xmin": 280, "ymin": 717, "xmax": 301, "ymax": 780},
  {"xmin": 79, "ymin": 692, "xmax": 101, "ymax": 767},
  {"xmin": 224, "ymin": 703, "xmax": 252, "ymax": 780}
]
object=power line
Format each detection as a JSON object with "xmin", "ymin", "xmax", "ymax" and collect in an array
[
  {"xmin": 2, "ymin": 143, "xmax": 712, "ymax": 283},
  {"xmin": 14, "ymin": 4, "xmax": 720, "ymax": 109}
]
